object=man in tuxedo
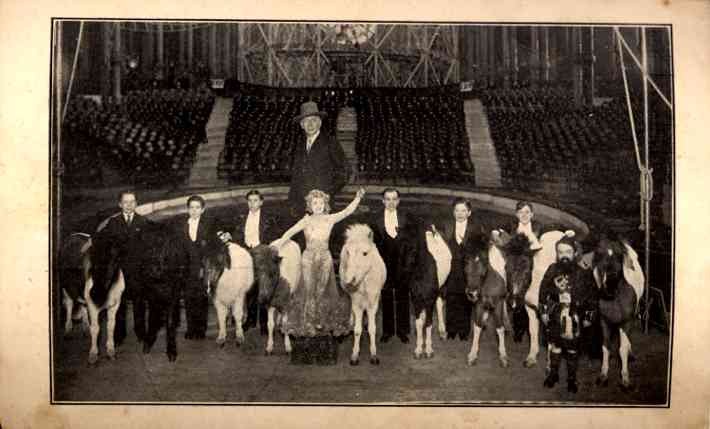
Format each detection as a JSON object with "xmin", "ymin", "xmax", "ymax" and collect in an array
[
  {"xmin": 287, "ymin": 101, "xmax": 349, "ymax": 218},
  {"xmin": 218, "ymin": 190, "xmax": 279, "ymax": 334},
  {"xmin": 369, "ymin": 188, "xmax": 411, "ymax": 343},
  {"xmin": 440, "ymin": 198, "xmax": 487, "ymax": 340},
  {"xmin": 173, "ymin": 195, "xmax": 217, "ymax": 340},
  {"xmin": 93, "ymin": 190, "xmax": 150, "ymax": 346}
]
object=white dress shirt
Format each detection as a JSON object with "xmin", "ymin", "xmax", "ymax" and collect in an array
[
  {"xmin": 384, "ymin": 209, "xmax": 398, "ymax": 238},
  {"xmin": 244, "ymin": 210, "xmax": 261, "ymax": 248},
  {"xmin": 188, "ymin": 217, "xmax": 199, "ymax": 242},
  {"xmin": 306, "ymin": 130, "xmax": 320, "ymax": 153},
  {"xmin": 455, "ymin": 220, "xmax": 467, "ymax": 244}
]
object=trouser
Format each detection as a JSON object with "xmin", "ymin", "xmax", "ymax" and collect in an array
[
  {"xmin": 381, "ymin": 285, "xmax": 411, "ymax": 336},
  {"xmin": 114, "ymin": 268, "xmax": 143, "ymax": 345},
  {"xmin": 549, "ymin": 342, "xmax": 579, "ymax": 382},
  {"xmin": 184, "ymin": 277, "xmax": 208, "ymax": 335},
  {"xmin": 245, "ymin": 285, "xmax": 268, "ymax": 334}
]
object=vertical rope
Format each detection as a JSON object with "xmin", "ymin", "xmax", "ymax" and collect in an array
[{"xmin": 62, "ymin": 21, "xmax": 84, "ymax": 123}]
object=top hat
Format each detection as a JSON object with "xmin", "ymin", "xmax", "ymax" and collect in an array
[{"xmin": 293, "ymin": 101, "xmax": 328, "ymax": 123}]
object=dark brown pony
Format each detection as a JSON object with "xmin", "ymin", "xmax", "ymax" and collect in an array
[
  {"xmin": 592, "ymin": 234, "xmax": 644, "ymax": 391},
  {"xmin": 464, "ymin": 232, "xmax": 532, "ymax": 367},
  {"xmin": 138, "ymin": 223, "xmax": 188, "ymax": 361}
]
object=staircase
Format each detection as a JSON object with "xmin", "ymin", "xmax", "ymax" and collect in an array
[
  {"xmin": 336, "ymin": 106, "xmax": 359, "ymax": 182},
  {"xmin": 464, "ymin": 99, "xmax": 502, "ymax": 188},
  {"xmin": 187, "ymin": 97, "xmax": 232, "ymax": 188}
]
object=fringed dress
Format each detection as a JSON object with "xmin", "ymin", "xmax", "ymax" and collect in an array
[{"xmin": 283, "ymin": 215, "xmax": 352, "ymax": 338}]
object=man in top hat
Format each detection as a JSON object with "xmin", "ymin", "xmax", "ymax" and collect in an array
[
  {"xmin": 288, "ymin": 101, "xmax": 349, "ymax": 218},
  {"xmin": 538, "ymin": 232, "xmax": 597, "ymax": 394}
]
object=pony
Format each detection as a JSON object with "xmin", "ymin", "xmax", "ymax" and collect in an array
[
  {"xmin": 591, "ymin": 234, "xmax": 645, "ymax": 391},
  {"xmin": 58, "ymin": 233, "xmax": 92, "ymax": 336},
  {"xmin": 399, "ymin": 222, "xmax": 452, "ymax": 359},
  {"xmin": 339, "ymin": 224, "xmax": 387, "ymax": 366},
  {"xmin": 514, "ymin": 230, "xmax": 576, "ymax": 369},
  {"xmin": 202, "ymin": 240, "xmax": 255, "ymax": 347},
  {"xmin": 464, "ymin": 231, "xmax": 523, "ymax": 367},
  {"xmin": 63, "ymin": 232, "xmax": 126, "ymax": 365},
  {"xmin": 137, "ymin": 223, "xmax": 189, "ymax": 361},
  {"xmin": 250, "ymin": 240, "xmax": 301, "ymax": 356}
]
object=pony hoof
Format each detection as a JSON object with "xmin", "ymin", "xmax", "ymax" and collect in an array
[
  {"xmin": 425, "ymin": 352, "xmax": 434, "ymax": 359},
  {"xmin": 523, "ymin": 358, "xmax": 537, "ymax": 368},
  {"xmin": 88, "ymin": 354, "xmax": 98, "ymax": 365},
  {"xmin": 467, "ymin": 356, "xmax": 478, "ymax": 366},
  {"xmin": 439, "ymin": 331, "xmax": 447, "ymax": 340},
  {"xmin": 142, "ymin": 343, "xmax": 152, "ymax": 354},
  {"xmin": 370, "ymin": 356, "xmax": 380, "ymax": 365},
  {"xmin": 216, "ymin": 338, "xmax": 226, "ymax": 348},
  {"xmin": 500, "ymin": 358, "xmax": 509, "ymax": 368},
  {"xmin": 107, "ymin": 350, "xmax": 117, "ymax": 360},
  {"xmin": 350, "ymin": 358, "xmax": 359, "ymax": 366},
  {"xmin": 413, "ymin": 352, "xmax": 422, "ymax": 360},
  {"xmin": 265, "ymin": 350, "xmax": 273, "ymax": 357},
  {"xmin": 596, "ymin": 376, "xmax": 609, "ymax": 387},
  {"xmin": 620, "ymin": 382, "xmax": 633, "ymax": 393},
  {"xmin": 167, "ymin": 353, "xmax": 177, "ymax": 362}
]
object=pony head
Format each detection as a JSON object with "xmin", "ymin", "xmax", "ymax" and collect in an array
[
  {"xmin": 503, "ymin": 233, "xmax": 534, "ymax": 309},
  {"xmin": 463, "ymin": 233, "xmax": 490, "ymax": 303},
  {"xmin": 592, "ymin": 232, "xmax": 628, "ymax": 299},
  {"xmin": 250, "ymin": 244, "xmax": 283, "ymax": 304},
  {"xmin": 340, "ymin": 224, "xmax": 376, "ymax": 293},
  {"xmin": 202, "ymin": 241, "xmax": 231, "ymax": 296}
]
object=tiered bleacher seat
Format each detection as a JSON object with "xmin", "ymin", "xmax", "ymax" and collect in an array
[
  {"xmin": 353, "ymin": 88, "xmax": 474, "ymax": 184},
  {"xmin": 60, "ymin": 89, "xmax": 215, "ymax": 187}
]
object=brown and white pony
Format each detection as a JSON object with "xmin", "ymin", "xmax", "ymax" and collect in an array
[
  {"xmin": 399, "ymin": 223, "xmax": 452, "ymax": 359},
  {"xmin": 58, "ymin": 233, "xmax": 92, "ymax": 336},
  {"xmin": 464, "ymin": 231, "xmax": 528, "ymax": 367},
  {"xmin": 60, "ymin": 232, "xmax": 126, "ymax": 365},
  {"xmin": 250, "ymin": 239, "xmax": 301, "ymax": 356},
  {"xmin": 203, "ymin": 241, "xmax": 255, "ymax": 347},
  {"xmin": 339, "ymin": 224, "xmax": 387, "ymax": 366},
  {"xmin": 591, "ymin": 235, "xmax": 645, "ymax": 390}
]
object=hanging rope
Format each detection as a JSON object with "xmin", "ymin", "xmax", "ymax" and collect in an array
[
  {"xmin": 614, "ymin": 27, "xmax": 672, "ymax": 111},
  {"xmin": 616, "ymin": 27, "xmax": 653, "ymax": 230},
  {"xmin": 61, "ymin": 21, "xmax": 84, "ymax": 124}
]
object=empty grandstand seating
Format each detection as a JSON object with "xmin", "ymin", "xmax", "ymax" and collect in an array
[{"xmin": 60, "ymin": 89, "xmax": 215, "ymax": 187}]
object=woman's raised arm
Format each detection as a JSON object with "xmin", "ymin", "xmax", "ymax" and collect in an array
[
  {"xmin": 330, "ymin": 187, "xmax": 366, "ymax": 224},
  {"xmin": 272, "ymin": 216, "xmax": 308, "ymax": 247}
]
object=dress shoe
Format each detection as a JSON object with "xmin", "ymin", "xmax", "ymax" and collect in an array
[
  {"xmin": 380, "ymin": 334, "xmax": 393, "ymax": 343},
  {"xmin": 397, "ymin": 334, "xmax": 410, "ymax": 344},
  {"xmin": 458, "ymin": 333, "xmax": 469, "ymax": 341},
  {"xmin": 447, "ymin": 332, "xmax": 457, "ymax": 340},
  {"xmin": 184, "ymin": 332, "xmax": 195, "ymax": 340},
  {"xmin": 543, "ymin": 373, "xmax": 559, "ymax": 388}
]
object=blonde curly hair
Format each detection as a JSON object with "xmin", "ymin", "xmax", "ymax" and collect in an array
[{"xmin": 305, "ymin": 189, "xmax": 331, "ymax": 214}]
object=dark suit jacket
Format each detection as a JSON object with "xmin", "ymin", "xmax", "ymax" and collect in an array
[
  {"xmin": 441, "ymin": 218, "xmax": 487, "ymax": 251},
  {"xmin": 369, "ymin": 209, "xmax": 411, "ymax": 251},
  {"xmin": 94, "ymin": 212, "xmax": 151, "ymax": 276},
  {"xmin": 172, "ymin": 215, "xmax": 218, "ymax": 279},
  {"xmin": 228, "ymin": 210, "xmax": 279, "ymax": 248},
  {"xmin": 287, "ymin": 132, "xmax": 349, "ymax": 209}
]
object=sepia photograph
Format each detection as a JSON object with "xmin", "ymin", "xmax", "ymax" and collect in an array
[{"xmin": 48, "ymin": 19, "xmax": 675, "ymax": 406}]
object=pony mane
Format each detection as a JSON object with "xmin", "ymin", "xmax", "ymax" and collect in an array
[
  {"xmin": 505, "ymin": 233, "xmax": 531, "ymax": 256},
  {"xmin": 345, "ymin": 223, "xmax": 373, "ymax": 242}
]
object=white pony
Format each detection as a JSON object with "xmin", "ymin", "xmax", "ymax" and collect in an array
[
  {"xmin": 251, "ymin": 240, "xmax": 302, "ymax": 356},
  {"xmin": 339, "ymin": 224, "xmax": 387, "ymax": 365},
  {"xmin": 523, "ymin": 230, "xmax": 575, "ymax": 369},
  {"xmin": 203, "ymin": 242, "xmax": 255, "ymax": 347}
]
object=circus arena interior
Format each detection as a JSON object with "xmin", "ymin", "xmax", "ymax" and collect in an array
[{"xmin": 51, "ymin": 21, "xmax": 673, "ymax": 405}]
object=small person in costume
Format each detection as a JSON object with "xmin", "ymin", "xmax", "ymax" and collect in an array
[{"xmin": 539, "ymin": 233, "xmax": 597, "ymax": 393}]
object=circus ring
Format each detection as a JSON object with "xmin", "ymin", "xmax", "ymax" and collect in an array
[{"xmin": 52, "ymin": 184, "xmax": 670, "ymax": 405}]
